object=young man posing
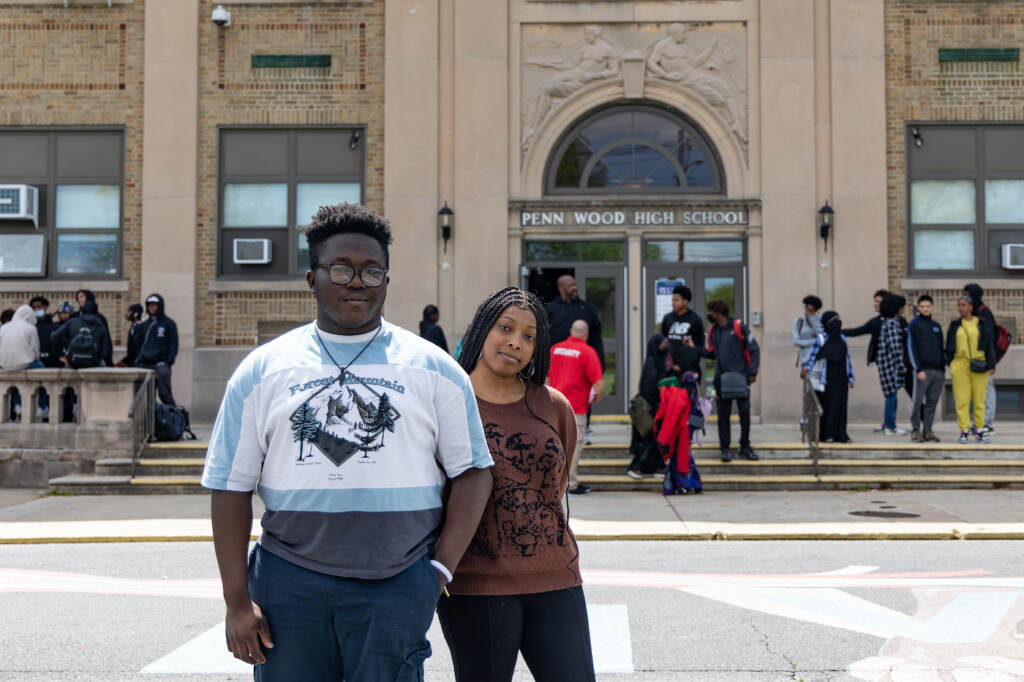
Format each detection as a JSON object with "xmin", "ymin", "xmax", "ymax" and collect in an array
[
  {"xmin": 661, "ymin": 284, "xmax": 704, "ymax": 359},
  {"xmin": 203, "ymin": 204, "xmax": 493, "ymax": 681},
  {"xmin": 907, "ymin": 295, "xmax": 944, "ymax": 442}
]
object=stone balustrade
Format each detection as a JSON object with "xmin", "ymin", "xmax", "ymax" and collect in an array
[{"xmin": 0, "ymin": 368, "xmax": 153, "ymax": 487}]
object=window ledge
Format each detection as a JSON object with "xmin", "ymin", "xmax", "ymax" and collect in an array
[
  {"xmin": 209, "ymin": 280, "xmax": 311, "ymax": 293},
  {"xmin": 901, "ymin": 277, "xmax": 1024, "ymax": 290},
  {"xmin": 0, "ymin": 279, "xmax": 130, "ymax": 293}
]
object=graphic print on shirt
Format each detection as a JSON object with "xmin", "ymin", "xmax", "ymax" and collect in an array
[
  {"xmin": 666, "ymin": 320, "xmax": 691, "ymax": 341},
  {"xmin": 288, "ymin": 372, "xmax": 403, "ymax": 468},
  {"xmin": 468, "ymin": 422, "xmax": 567, "ymax": 559}
]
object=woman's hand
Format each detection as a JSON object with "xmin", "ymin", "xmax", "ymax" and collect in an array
[{"xmin": 800, "ymin": 368, "xmax": 808, "ymax": 378}]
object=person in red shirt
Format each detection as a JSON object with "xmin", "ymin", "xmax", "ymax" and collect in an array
[{"xmin": 548, "ymin": 319, "xmax": 604, "ymax": 494}]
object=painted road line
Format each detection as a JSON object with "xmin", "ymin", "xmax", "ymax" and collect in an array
[
  {"xmin": 587, "ymin": 604, "xmax": 634, "ymax": 673},
  {"xmin": 144, "ymin": 606, "xmax": 633, "ymax": 676},
  {"xmin": 141, "ymin": 622, "xmax": 251, "ymax": 675}
]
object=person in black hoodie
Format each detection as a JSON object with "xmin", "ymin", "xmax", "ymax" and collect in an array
[
  {"xmin": 29, "ymin": 296, "xmax": 61, "ymax": 368},
  {"xmin": 627, "ymin": 333, "xmax": 669, "ymax": 478},
  {"xmin": 701, "ymin": 300, "xmax": 760, "ymax": 461},
  {"xmin": 418, "ymin": 304, "xmax": 449, "ymax": 353},
  {"xmin": 964, "ymin": 283, "xmax": 998, "ymax": 435},
  {"xmin": 842, "ymin": 288, "xmax": 889, "ymax": 431},
  {"xmin": 74, "ymin": 289, "xmax": 113, "ymax": 367},
  {"xmin": 661, "ymin": 284, "xmax": 705, "ymax": 360},
  {"xmin": 50, "ymin": 300, "xmax": 113, "ymax": 368},
  {"xmin": 907, "ymin": 295, "xmax": 945, "ymax": 442},
  {"xmin": 134, "ymin": 293, "xmax": 178, "ymax": 405}
]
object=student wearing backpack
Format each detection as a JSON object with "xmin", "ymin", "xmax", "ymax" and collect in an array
[
  {"xmin": 963, "ymin": 283, "xmax": 999, "ymax": 436},
  {"xmin": 700, "ymin": 300, "xmax": 760, "ymax": 461},
  {"xmin": 74, "ymin": 289, "xmax": 113, "ymax": 367},
  {"xmin": 133, "ymin": 294, "xmax": 179, "ymax": 405},
  {"xmin": 50, "ymin": 300, "xmax": 111, "ymax": 369}
]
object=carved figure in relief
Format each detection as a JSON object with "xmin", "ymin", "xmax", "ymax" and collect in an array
[
  {"xmin": 647, "ymin": 23, "xmax": 747, "ymax": 144},
  {"xmin": 522, "ymin": 25, "xmax": 621, "ymax": 153}
]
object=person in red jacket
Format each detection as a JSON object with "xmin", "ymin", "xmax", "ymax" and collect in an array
[{"xmin": 548, "ymin": 319, "xmax": 604, "ymax": 495}]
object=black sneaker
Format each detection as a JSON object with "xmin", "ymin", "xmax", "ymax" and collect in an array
[
  {"xmin": 739, "ymin": 446, "xmax": 759, "ymax": 461},
  {"xmin": 720, "ymin": 448, "xmax": 733, "ymax": 462},
  {"xmin": 568, "ymin": 484, "xmax": 591, "ymax": 495},
  {"xmin": 959, "ymin": 431, "xmax": 969, "ymax": 444}
]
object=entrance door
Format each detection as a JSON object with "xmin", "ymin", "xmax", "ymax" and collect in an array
[
  {"xmin": 643, "ymin": 265, "xmax": 746, "ymax": 342},
  {"xmin": 525, "ymin": 264, "xmax": 626, "ymax": 415},
  {"xmin": 575, "ymin": 265, "xmax": 625, "ymax": 415}
]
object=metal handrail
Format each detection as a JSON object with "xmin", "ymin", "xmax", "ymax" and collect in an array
[
  {"xmin": 801, "ymin": 375, "xmax": 823, "ymax": 478},
  {"xmin": 127, "ymin": 371, "xmax": 156, "ymax": 479}
]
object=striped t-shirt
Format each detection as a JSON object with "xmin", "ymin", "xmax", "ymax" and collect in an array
[{"xmin": 201, "ymin": 320, "xmax": 492, "ymax": 579}]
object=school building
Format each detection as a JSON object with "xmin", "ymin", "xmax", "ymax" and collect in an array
[{"xmin": 1, "ymin": 0, "xmax": 1022, "ymax": 423}]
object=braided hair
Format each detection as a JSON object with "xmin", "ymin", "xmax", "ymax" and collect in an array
[{"xmin": 458, "ymin": 287, "xmax": 549, "ymax": 386}]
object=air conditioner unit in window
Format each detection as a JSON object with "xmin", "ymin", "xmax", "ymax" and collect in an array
[
  {"xmin": 0, "ymin": 185, "xmax": 39, "ymax": 227},
  {"xmin": 1002, "ymin": 244, "xmax": 1024, "ymax": 270},
  {"xmin": 233, "ymin": 238, "xmax": 272, "ymax": 265}
]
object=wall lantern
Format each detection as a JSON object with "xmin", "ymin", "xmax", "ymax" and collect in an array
[
  {"xmin": 438, "ymin": 202, "xmax": 454, "ymax": 253},
  {"xmin": 818, "ymin": 201, "xmax": 834, "ymax": 251}
]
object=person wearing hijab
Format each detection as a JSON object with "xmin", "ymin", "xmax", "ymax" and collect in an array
[
  {"xmin": 801, "ymin": 311, "xmax": 854, "ymax": 443},
  {"xmin": 627, "ymin": 333, "xmax": 669, "ymax": 478},
  {"xmin": 876, "ymin": 294, "xmax": 907, "ymax": 436},
  {"xmin": 963, "ymin": 283, "xmax": 998, "ymax": 435}
]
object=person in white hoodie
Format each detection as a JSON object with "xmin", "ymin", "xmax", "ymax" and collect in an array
[
  {"xmin": 0, "ymin": 304, "xmax": 42, "ymax": 421},
  {"xmin": 0, "ymin": 304, "xmax": 40, "ymax": 370}
]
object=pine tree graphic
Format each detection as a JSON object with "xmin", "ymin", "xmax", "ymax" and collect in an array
[{"xmin": 290, "ymin": 401, "xmax": 319, "ymax": 461}]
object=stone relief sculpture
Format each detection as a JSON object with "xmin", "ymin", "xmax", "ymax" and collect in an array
[
  {"xmin": 522, "ymin": 25, "xmax": 621, "ymax": 154},
  {"xmin": 647, "ymin": 23, "xmax": 748, "ymax": 146},
  {"xmin": 520, "ymin": 23, "xmax": 748, "ymax": 161}
]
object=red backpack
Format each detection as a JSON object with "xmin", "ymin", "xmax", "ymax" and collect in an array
[
  {"xmin": 706, "ymin": 318, "xmax": 752, "ymax": 366},
  {"xmin": 981, "ymin": 305, "xmax": 1012, "ymax": 363}
]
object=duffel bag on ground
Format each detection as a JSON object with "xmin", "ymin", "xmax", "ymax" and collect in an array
[{"xmin": 154, "ymin": 403, "xmax": 197, "ymax": 442}]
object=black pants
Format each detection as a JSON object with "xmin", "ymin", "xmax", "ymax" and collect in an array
[
  {"xmin": 138, "ymin": 361, "xmax": 175, "ymax": 406},
  {"xmin": 714, "ymin": 376, "xmax": 750, "ymax": 449},
  {"xmin": 436, "ymin": 586, "xmax": 596, "ymax": 682}
]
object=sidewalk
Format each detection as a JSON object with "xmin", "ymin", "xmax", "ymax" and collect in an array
[{"xmin": 2, "ymin": 487, "xmax": 1022, "ymax": 543}]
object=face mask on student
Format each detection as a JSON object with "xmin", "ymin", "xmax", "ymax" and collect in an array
[{"xmin": 34, "ymin": 309, "xmax": 45, "ymax": 318}]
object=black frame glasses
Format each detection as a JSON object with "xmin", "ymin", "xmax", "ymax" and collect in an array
[{"xmin": 319, "ymin": 263, "xmax": 388, "ymax": 287}]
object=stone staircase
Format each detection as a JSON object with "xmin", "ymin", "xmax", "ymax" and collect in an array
[{"xmin": 48, "ymin": 440, "xmax": 1024, "ymax": 494}]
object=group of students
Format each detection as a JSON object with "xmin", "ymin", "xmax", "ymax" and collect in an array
[
  {"xmin": 203, "ymin": 204, "xmax": 598, "ymax": 681},
  {"xmin": 627, "ymin": 285, "xmax": 762, "ymax": 490},
  {"xmin": 0, "ymin": 290, "xmax": 179, "ymax": 420},
  {"xmin": 794, "ymin": 284, "xmax": 1005, "ymax": 444}
]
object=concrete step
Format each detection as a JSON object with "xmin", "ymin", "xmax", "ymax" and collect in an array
[
  {"xmin": 95, "ymin": 458, "xmax": 206, "ymax": 477},
  {"xmin": 580, "ymin": 457, "xmax": 1024, "ymax": 477},
  {"xmin": 580, "ymin": 473, "xmax": 1024, "ymax": 491},
  {"xmin": 140, "ymin": 442, "xmax": 209, "ymax": 460},
  {"xmin": 49, "ymin": 474, "xmax": 207, "ymax": 495},
  {"xmin": 582, "ymin": 442, "xmax": 1024, "ymax": 461}
]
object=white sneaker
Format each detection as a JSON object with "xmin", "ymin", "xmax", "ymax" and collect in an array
[
  {"xmin": 883, "ymin": 428, "xmax": 906, "ymax": 436},
  {"xmin": 626, "ymin": 469, "xmax": 644, "ymax": 480},
  {"xmin": 873, "ymin": 424, "xmax": 886, "ymax": 432}
]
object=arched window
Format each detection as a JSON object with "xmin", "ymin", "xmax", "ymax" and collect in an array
[{"xmin": 545, "ymin": 104, "xmax": 724, "ymax": 194}]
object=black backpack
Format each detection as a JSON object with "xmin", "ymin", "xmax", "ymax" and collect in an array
[
  {"xmin": 154, "ymin": 403, "xmax": 196, "ymax": 442},
  {"xmin": 67, "ymin": 325, "xmax": 101, "ymax": 368}
]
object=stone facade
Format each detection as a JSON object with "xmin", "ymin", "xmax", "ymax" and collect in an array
[
  {"xmin": 195, "ymin": 0, "xmax": 385, "ymax": 347},
  {"xmin": 0, "ymin": 0, "xmax": 145, "ymax": 348},
  {"xmin": 885, "ymin": 1, "xmax": 1024, "ymax": 334}
]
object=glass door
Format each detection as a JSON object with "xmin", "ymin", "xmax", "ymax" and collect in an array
[{"xmin": 576, "ymin": 265, "xmax": 625, "ymax": 415}]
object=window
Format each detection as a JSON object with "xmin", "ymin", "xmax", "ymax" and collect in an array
[
  {"xmin": 645, "ymin": 239, "xmax": 744, "ymax": 263},
  {"xmin": 545, "ymin": 105, "xmax": 724, "ymax": 195},
  {"xmin": 218, "ymin": 128, "xmax": 364, "ymax": 278},
  {"xmin": 0, "ymin": 129, "xmax": 123, "ymax": 278},
  {"xmin": 907, "ymin": 124, "xmax": 1024, "ymax": 275}
]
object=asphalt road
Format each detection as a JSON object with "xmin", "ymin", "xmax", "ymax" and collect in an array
[{"xmin": 3, "ymin": 541, "xmax": 1023, "ymax": 681}]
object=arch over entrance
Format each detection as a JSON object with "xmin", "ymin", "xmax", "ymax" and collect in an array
[
  {"xmin": 520, "ymin": 82, "xmax": 749, "ymax": 199},
  {"xmin": 544, "ymin": 103, "xmax": 725, "ymax": 195}
]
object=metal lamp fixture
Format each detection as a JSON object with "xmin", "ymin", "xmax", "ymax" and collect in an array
[
  {"xmin": 818, "ymin": 201, "xmax": 834, "ymax": 251},
  {"xmin": 438, "ymin": 202, "xmax": 454, "ymax": 253}
]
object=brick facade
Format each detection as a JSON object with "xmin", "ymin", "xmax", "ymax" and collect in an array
[
  {"xmin": 195, "ymin": 0, "xmax": 385, "ymax": 347},
  {"xmin": 885, "ymin": 0, "xmax": 1024, "ymax": 338},
  {"xmin": 0, "ymin": 1, "xmax": 145, "ymax": 347}
]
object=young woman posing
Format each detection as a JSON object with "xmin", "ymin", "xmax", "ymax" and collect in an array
[
  {"xmin": 437, "ymin": 287, "xmax": 596, "ymax": 682},
  {"xmin": 945, "ymin": 295, "xmax": 994, "ymax": 444}
]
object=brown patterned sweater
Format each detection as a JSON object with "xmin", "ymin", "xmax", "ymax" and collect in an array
[{"xmin": 448, "ymin": 384, "xmax": 582, "ymax": 596}]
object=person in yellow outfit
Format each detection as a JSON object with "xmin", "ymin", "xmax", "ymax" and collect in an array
[{"xmin": 944, "ymin": 295, "xmax": 995, "ymax": 444}]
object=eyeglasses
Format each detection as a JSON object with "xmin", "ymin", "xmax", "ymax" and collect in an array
[{"xmin": 318, "ymin": 263, "xmax": 388, "ymax": 287}]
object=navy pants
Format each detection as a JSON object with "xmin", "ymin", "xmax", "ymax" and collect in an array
[
  {"xmin": 436, "ymin": 586, "xmax": 596, "ymax": 682},
  {"xmin": 248, "ymin": 544, "xmax": 439, "ymax": 682}
]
